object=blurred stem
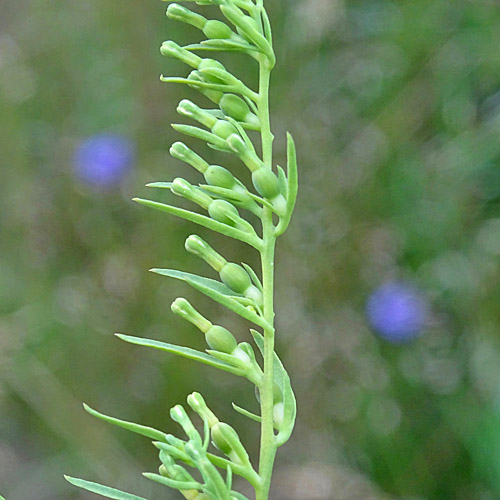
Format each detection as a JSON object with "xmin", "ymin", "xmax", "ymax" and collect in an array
[{"xmin": 256, "ymin": 51, "xmax": 277, "ymax": 500}]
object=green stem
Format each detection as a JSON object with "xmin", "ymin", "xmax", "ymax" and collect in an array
[{"xmin": 256, "ymin": 52, "xmax": 277, "ymax": 500}]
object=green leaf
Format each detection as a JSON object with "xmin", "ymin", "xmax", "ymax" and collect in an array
[
  {"xmin": 146, "ymin": 181, "xmax": 172, "ymax": 189},
  {"xmin": 232, "ymin": 402, "xmax": 261, "ymax": 423},
  {"xmin": 160, "ymin": 76, "xmax": 235, "ymax": 97},
  {"xmin": 64, "ymin": 476, "xmax": 149, "ymax": 500},
  {"xmin": 275, "ymin": 132, "xmax": 298, "ymax": 236},
  {"xmin": 133, "ymin": 198, "xmax": 262, "ymax": 249},
  {"xmin": 250, "ymin": 330, "xmax": 297, "ymax": 446},
  {"xmin": 241, "ymin": 263, "xmax": 262, "ymax": 291},
  {"xmin": 150, "ymin": 269, "xmax": 271, "ymax": 330},
  {"xmin": 83, "ymin": 404, "xmax": 168, "ymax": 442},
  {"xmin": 143, "ymin": 472, "xmax": 203, "ymax": 491},
  {"xmin": 171, "ymin": 124, "xmax": 230, "ymax": 150},
  {"xmin": 0, "ymin": 495, "xmax": 6, "ymax": 500},
  {"xmin": 116, "ymin": 334, "xmax": 243, "ymax": 376}
]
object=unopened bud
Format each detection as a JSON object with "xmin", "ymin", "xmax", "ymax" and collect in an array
[
  {"xmin": 171, "ymin": 298, "xmax": 212, "ymax": 333},
  {"xmin": 212, "ymin": 120, "xmax": 238, "ymax": 140},
  {"xmin": 166, "ymin": 3, "xmax": 206, "ymax": 30},
  {"xmin": 185, "ymin": 235, "xmax": 226, "ymax": 272},
  {"xmin": 198, "ymin": 59, "xmax": 227, "ymax": 83},
  {"xmin": 207, "ymin": 199, "xmax": 240, "ymax": 225},
  {"xmin": 204, "ymin": 165, "xmax": 238, "ymax": 189},
  {"xmin": 160, "ymin": 41, "xmax": 202, "ymax": 68},
  {"xmin": 252, "ymin": 166, "xmax": 281, "ymax": 199},
  {"xmin": 170, "ymin": 142, "xmax": 209, "ymax": 174},
  {"xmin": 205, "ymin": 325, "xmax": 238, "ymax": 353},
  {"xmin": 170, "ymin": 405, "xmax": 200, "ymax": 443},
  {"xmin": 219, "ymin": 263, "xmax": 251, "ymax": 294},
  {"xmin": 203, "ymin": 20, "xmax": 233, "ymax": 40},
  {"xmin": 226, "ymin": 134, "xmax": 263, "ymax": 172},
  {"xmin": 171, "ymin": 178, "xmax": 213, "ymax": 209},
  {"xmin": 219, "ymin": 94, "xmax": 258, "ymax": 128},
  {"xmin": 187, "ymin": 71, "xmax": 223, "ymax": 103},
  {"xmin": 187, "ymin": 392, "xmax": 219, "ymax": 427},
  {"xmin": 273, "ymin": 402, "xmax": 285, "ymax": 427},
  {"xmin": 211, "ymin": 422, "xmax": 249, "ymax": 464},
  {"xmin": 178, "ymin": 99, "xmax": 217, "ymax": 129}
]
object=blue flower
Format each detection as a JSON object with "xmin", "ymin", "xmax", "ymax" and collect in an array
[
  {"xmin": 73, "ymin": 134, "xmax": 135, "ymax": 187},
  {"xmin": 366, "ymin": 282, "xmax": 428, "ymax": 343}
]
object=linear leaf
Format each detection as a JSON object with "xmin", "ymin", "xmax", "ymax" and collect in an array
[
  {"xmin": 143, "ymin": 473, "xmax": 202, "ymax": 491},
  {"xmin": 241, "ymin": 263, "xmax": 262, "ymax": 291},
  {"xmin": 150, "ymin": 269, "xmax": 271, "ymax": 330},
  {"xmin": 64, "ymin": 476, "xmax": 149, "ymax": 500},
  {"xmin": 232, "ymin": 402, "xmax": 261, "ymax": 423},
  {"xmin": 133, "ymin": 198, "xmax": 262, "ymax": 249},
  {"xmin": 275, "ymin": 132, "xmax": 298, "ymax": 236},
  {"xmin": 83, "ymin": 404, "xmax": 168, "ymax": 442},
  {"xmin": 116, "ymin": 334, "xmax": 242, "ymax": 375}
]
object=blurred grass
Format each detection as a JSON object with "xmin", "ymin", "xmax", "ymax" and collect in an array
[{"xmin": 2, "ymin": 0, "xmax": 500, "ymax": 499}]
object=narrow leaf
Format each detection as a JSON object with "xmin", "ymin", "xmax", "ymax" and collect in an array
[
  {"xmin": 241, "ymin": 263, "xmax": 262, "ymax": 291},
  {"xmin": 83, "ymin": 404, "xmax": 168, "ymax": 442},
  {"xmin": 64, "ymin": 476, "xmax": 149, "ymax": 500},
  {"xmin": 232, "ymin": 402, "xmax": 261, "ymax": 423},
  {"xmin": 116, "ymin": 334, "xmax": 243, "ymax": 375},
  {"xmin": 275, "ymin": 132, "xmax": 298, "ymax": 236},
  {"xmin": 143, "ymin": 473, "xmax": 202, "ymax": 491},
  {"xmin": 150, "ymin": 269, "xmax": 271, "ymax": 330},
  {"xmin": 133, "ymin": 198, "xmax": 262, "ymax": 249},
  {"xmin": 171, "ymin": 124, "xmax": 230, "ymax": 150}
]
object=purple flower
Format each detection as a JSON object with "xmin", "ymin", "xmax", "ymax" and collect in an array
[
  {"xmin": 73, "ymin": 134, "xmax": 135, "ymax": 187},
  {"xmin": 366, "ymin": 282, "xmax": 428, "ymax": 343}
]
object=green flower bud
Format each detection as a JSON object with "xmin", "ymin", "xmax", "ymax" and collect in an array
[
  {"xmin": 166, "ymin": 3, "xmax": 206, "ymax": 30},
  {"xmin": 170, "ymin": 142, "xmax": 209, "ymax": 174},
  {"xmin": 198, "ymin": 59, "xmax": 227, "ymax": 83},
  {"xmin": 187, "ymin": 392, "xmax": 219, "ymax": 427},
  {"xmin": 159, "ymin": 464, "xmax": 170, "ymax": 477},
  {"xmin": 187, "ymin": 71, "xmax": 223, "ymax": 103},
  {"xmin": 203, "ymin": 20, "xmax": 233, "ymax": 40},
  {"xmin": 185, "ymin": 235, "xmax": 226, "ymax": 272},
  {"xmin": 218, "ymin": 94, "xmax": 259, "ymax": 127},
  {"xmin": 160, "ymin": 41, "xmax": 202, "ymax": 69},
  {"xmin": 211, "ymin": 422, "xmax": 249, "ymax": 465},
  {"xmin": 226, "ymin": 134, "xmax": 263, "ymax": 172},
  {"xmin": 204, "ymin": 165, "xmax": 237, "ymax": 189},
  {"xmin": 219, "ymin": 262, "xmax": 251, "ymax": 294},
  {"xmin": 170, "ymin": 405, "xmax": 200, "ymax": 443},
  {"xmin": 171, "ymin": 178, "xmax": 213, "ymax": 209},
  {"xmin": 252, "ymin": 166, "xmax": 281, "ymax": 199},
  {"xmin": 171, "ymin": 297, "xmax": 212, "ymax": 333},
  {"xmin": 177, "ymin": 99, "xmax": 217, "ymax": 129},
  {"xmin": 205, "ymin": 325, "xmax": 238, "ymax": 353},
  {"xmin": 207, "ymin": 199, "xmax": 239, "ymax": 225},
  {"xmin": 212, "ymin": 120, "xmax": 238, "ymax": 140}
]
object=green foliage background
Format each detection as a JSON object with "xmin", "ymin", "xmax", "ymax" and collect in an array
[{"xmin": 2, "ymin": 0, "xmax": 500, "ymax": 498}]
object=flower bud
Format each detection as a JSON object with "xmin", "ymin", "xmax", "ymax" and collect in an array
[
  {"xmin": 187, "ymin": 392, "xmax": 219, "ymax": 427},
  {"xmin": 211, "ymin": 120, "xmax": 238, "ymax": 140},
  {"xmin": 205, "ymin": 325, "xmax": 238, "ymax": 353},
  {"xmin": 204, "ymin": 165, "xmax": 237, "ymax": 189},
  {"xmin": 171, "ymin": 297, "xmax": 212, "ymax": 333},
  {"xmin": 252, "ymin": 166, "xmax": 281, "ymax": 199},
  {"xmin": 187, "ymin": 71, "xmax": 223, "ymax": 103},
  {"xmin": 171, "ymin": 178, "xmax": 213, "ymax": 209},
  {"xmin": 170, "ymin": 405, "xmax": 200, "ymax": 443},
  {"xmin": 170, "ymin": 142, "xmax": 209, "ymax": 174},
  {"xmin": 177, "ymin": 99, "xmax": 217, "ymax": 129},
  {"xmin": 185, "ymin": 235, "xmax": 226, "ymax": 272},
  {"xmin": 198, "ymin": 59, "xmax": 227, "ymax": 83},
  {"xmin": 226, "ymin": 134, "xmax": 263, "ymax": 172},
  {"xmin": 219, "ymin": 94, "xmax": 259, "ymax": 128},
  {"xmin": 166, "ymin": 3, "xmax": 206, "ymax": 30},
  {"xmin": 211, "ymin": 422, "xmax": 249, "ymax": 465},
  {"xmin": 160, "ymin": 41, "xmax": 202, "ymax": 69},
  {"xmin": 219, "ymin": 263, "xmax": 251, "ymax": 294},
  {"xmin": 203, "ymin": 20, "xmax": 233, "ymax": 40},
  {"xmin": 207, "ymin": 199, "xmax": 239, "ymax": 225},
  {"xmin": 273, "ymin": 402, "xmax": 285, "ymax": 428}
]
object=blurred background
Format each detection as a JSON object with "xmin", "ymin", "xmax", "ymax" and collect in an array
[{"xmin": 2, "ymin": 0, "xmax": 500, "ymax": 498}]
